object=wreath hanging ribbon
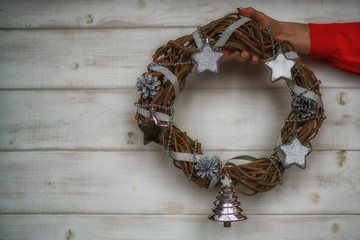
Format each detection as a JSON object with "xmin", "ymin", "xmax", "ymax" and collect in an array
[{"xmin": 134, "ymin": 11, "xmax": 325, "ymax": 227}]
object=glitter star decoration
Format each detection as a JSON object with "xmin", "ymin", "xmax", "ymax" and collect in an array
[
  {"xmin": 192, "ymin": 41, "xmax": 223, "ymax": 75},
  {"xmin": 279, "ymin": 137, "xmax": 312, "ymax": 169},
  {"xmin": 138, "ymin": 120, "xmax": 163, "ymax": 145},
  {"xmin": 264, "ymin": 47, "xmax": 297, "ymax": 82}
]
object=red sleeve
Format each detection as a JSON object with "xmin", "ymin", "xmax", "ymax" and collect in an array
[{"xmin": 309, "ymin": 22, "xmax": 360, "ymax": 73}]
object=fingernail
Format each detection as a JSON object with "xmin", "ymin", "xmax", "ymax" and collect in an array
[{"xmin": 241, "ymin": 52, "xmax": 246, "ymax": 58}]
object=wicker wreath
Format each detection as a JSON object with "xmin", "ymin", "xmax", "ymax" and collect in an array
[{"xmin": 134, "ymin": 12, "xmax": 325, "ymax": 197}]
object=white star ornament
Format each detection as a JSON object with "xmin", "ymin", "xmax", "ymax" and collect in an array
[
  {"xmin": 264, "ymin": 48, "xmax": 297, "ymax": 82},
  {"xmin": 221, "ymin": 175, "xmax": 232, "ymax": 187}
]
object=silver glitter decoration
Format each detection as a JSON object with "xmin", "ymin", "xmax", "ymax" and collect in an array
[
  {"xmin": 293, "ymin": 95, "xmax": 316, "ymax": 118},
  {"xmin": 264, "ymin": 47, "xmax": 297, "ymax": 82},
  {"xmin": 191, "ymin": 41, "xmax": 223, "ymax": 75},
  {"xmin": 194, "ymin": 155, "xmax": 219, "ymax": 180},
  {"xmin": 135, "ymin": 73, "xmax": 161, "ymax": 99},
  {"xmin": 279, "ymin": 137, "xmax": 312, "ymax": 169}
]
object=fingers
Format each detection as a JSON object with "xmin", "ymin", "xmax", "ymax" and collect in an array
[
  {"xmin": 237, "ymin": 7, "xmax": 282, "ymax": 36},
  {"xmin": 237, "ymin": 51, "xmax": 260, "ymax": 64},
  {"xmin": 250, "ymin": 55, "xmax": 259, "ymax": 64},
  {"xmin": 237, "ymin": 51, "xmax": 249, "ymax": 62},
  {"xmin": 223, "ymin": 49, "xmax": 260, "ymax": 64},
  {"xmin": 222, "ymin": 49, "xmax": 235, "ymax": 58},
  {"xmin": 237, "ymin": 7, "xmax": 265, "ymax": 23},
  {"xmin": 237, "ymin": 7, "xmax": 256, "ymax": 18}
]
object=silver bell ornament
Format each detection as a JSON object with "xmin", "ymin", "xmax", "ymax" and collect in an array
[{"xmin": 208, "ymin": 174, "xmax": 247, "ymax": 227}]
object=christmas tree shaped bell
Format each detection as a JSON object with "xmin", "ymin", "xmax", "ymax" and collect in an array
[{"xmin": 208, "ymin": 174, "xmax": 247, "ymax": 227}]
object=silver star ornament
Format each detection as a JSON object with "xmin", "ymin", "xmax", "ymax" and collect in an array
[
  {"xmin": 192, "ymin": 41, "xmax": 223, "ymax": 75},
  {"xmin": 279, "ymin": 137, "xmax": 312, "ymax": 169},
  {"xmin": 264, "ymin": 47, "xmax": 297, "ymax": 82}
]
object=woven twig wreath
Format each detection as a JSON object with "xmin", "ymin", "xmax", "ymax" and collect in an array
[{"xmin": 134, "ymin": 12, "xmax": 325, "ymax": 196}]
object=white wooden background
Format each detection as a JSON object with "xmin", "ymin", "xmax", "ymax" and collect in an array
[{"xmin": 0, "ymin": 1, "xmax": 360, "ymax": 239}]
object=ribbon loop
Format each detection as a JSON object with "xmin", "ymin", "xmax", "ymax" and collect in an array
[
  {"xmin": 214, "ymin": 17, "xmax": 251, "ymax": 48},
  {"xmin": 137, "ymin": 107, "xmax": 171, "ymax": 122},
  {"xmin": 150, "ymin": 63, "xmax": 180, "ymax": 97}
]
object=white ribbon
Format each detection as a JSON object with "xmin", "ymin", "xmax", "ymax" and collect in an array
[
  {"xmin": 169, "ymin": 151, "xmax": 257, "ymax": 188},
  {"xmin": 284, "ymin": 51, "xmax": 299, "ymax": 60},
  {"xmin": 192, "ymin": 30, "xmax": 205, "ymax": 50},
  {"xmin": 137, "ymin": 108, "xmax": 171, "ymax": 122},
  {"xmin": 214, "ymin": 17, "xmax": 251, "ymax": 48},
  {"xmin": 284, "ymin": 51, "xmax": 324, "ymax": 109},
  {"xmin": 192, "ymin": 16, "xmax": 251, "ymax": 50},
  {"xmin": 169, "ymin": 152, "xmax": 204, "ymax": 162},
  {"xmin": 292, "ymin": 84, "xmax": 324, "ymax": 109},
  {"xmin": 150, "ymin": 63, "xmax": 180, "ymax": 97}
]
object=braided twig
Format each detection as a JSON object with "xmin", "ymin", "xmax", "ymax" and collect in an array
[{"xmin": 135, "ymin": 13, "xmax": 324, "ymax": 195}]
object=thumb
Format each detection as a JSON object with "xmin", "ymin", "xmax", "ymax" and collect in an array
[{"xmin": 237, "ymin": 7, "xmax": 269, "ymax": 26}]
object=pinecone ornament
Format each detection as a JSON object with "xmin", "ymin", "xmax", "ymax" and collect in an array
[
  {"xmin": 135, "ymin": 73, "xmax": 161, "ymax": 99},
  {"xmin": 292, "ymin": 95, "xmax": 316, "ymax": 118},
  {"xmin": 194, "ymin": 155, "xmax": 219, "ymax": 180},
  {"xmin": 208, "ymin": 175, "xmax": 247, "ymax": 227}
]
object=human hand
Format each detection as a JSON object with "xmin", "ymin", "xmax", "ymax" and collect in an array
[
  {"xmin": 223, "ymin": 7, "xmax": 282, "ymax": 64},
  {"xmin": 223, "ymin": 7, "xmax": 310, "ymax": 63}
]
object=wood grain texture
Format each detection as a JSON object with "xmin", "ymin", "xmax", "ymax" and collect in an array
[
  {"xmin": 1, "ymin": 29, "xmax": 360, "ymax": 89},
  {"xmin": 1, "ymin": 1, "xmax": 360, "ymax": 239},
  {"xmin": 0, "ymin": 0, "xmax": 359, "ymax": 29},
  {"xmin": 0, "ymin": 215, "xmax": 359, "ymax": 240},
  {"xmin": 0, "ymin": 151, "xmax": 359, "ymax": 214},
  {"xmin": 0, "ymin": 89, "xmax": 359, "ymax": 151}
]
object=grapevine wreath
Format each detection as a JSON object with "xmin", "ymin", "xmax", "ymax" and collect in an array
[{"xmin": 134, "ymin": 10, "xmax": 325, "ymax": 227}]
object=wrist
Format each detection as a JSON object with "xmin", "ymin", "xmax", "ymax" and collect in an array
[{"xmin": 276, "ymin": 22, "xmax": 310, "ymax": 54}]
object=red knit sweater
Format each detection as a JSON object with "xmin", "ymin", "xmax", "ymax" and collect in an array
[{"xmin": 309, "ymin": 23, "xmax": 360, "ymax": 73}]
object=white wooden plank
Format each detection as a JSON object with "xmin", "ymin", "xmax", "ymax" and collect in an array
[
  {"xmin": 0, "ymin": 0, "xmax": 359, "ymax": 28},
  {"xmin": 1, "ymin": 30, "xmax": 359, "ymax": 89},
  {"xmin": 0, "ymin": 215, "xmax": 359, "ymax": 240},
  {"xmin": 0, "ymin": 151, "xmax": 359, "ymax": 214},
  {"xmin": 0, "ymin": 2, "xmax": 358, "ymax": 240},
  {"xmin": 0, "ymin": 89, "xmax": 359, "ymax": 151}
]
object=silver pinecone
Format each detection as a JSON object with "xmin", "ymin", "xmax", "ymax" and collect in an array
[
  {"xmin": 136, "ymin": 73, "xmax": 161, "ymax": 99},
  {"xmin": 195, "ymin": 155, "xmax": 219, "ymax": 180},
  {"xmin": 293, "ymin": 96, "xmax": 316, "ymax": 118}
]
